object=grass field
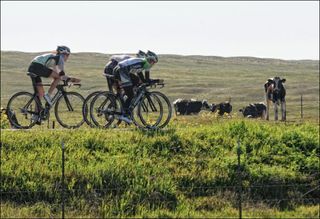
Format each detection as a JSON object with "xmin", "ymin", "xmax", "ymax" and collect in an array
[
  {"xmin": 0, "ymin": 51, "xmax": 319, "ymax": 218},
  {"xmin": 1, "ymin": 51, "xmax": 319, "ymax": 121},
  {"xmin": 1, "ymin": 118, "xmax": 319, "ymax": 218}
]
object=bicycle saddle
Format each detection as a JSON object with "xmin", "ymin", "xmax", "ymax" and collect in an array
[
  {"xmin": 102, "ymin": 72, "xmax": 115, "ymax": 79},
  {"xmin": 27, "ymin": 72, "xmax": 38, "ymax": 78}
]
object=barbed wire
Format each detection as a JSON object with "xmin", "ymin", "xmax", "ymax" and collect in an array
[{"xmin": 1, "ymin": 182, "xmax": 318, "ymax": 194}]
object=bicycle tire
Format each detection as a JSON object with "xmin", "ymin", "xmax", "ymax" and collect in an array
[
  {"xmin": 149, "ymin": 91, "xmax": 172, "ymax": 129},
  {"xmin": 54, "ymin": 92, "xmax": 85, "ymax": 129},
  {"xmin": 6, "ymin": 91, "xmax": 38, "ymax": 129},
  {"xmin": 89, "ymin": 91, "xmax": 119, "ymax": 128},
  {"xmin": 133, "ymin": 92, "xmax": 163, "ymax": 129},
  {"xmin": 82, "ymin": 91, "xmax": 103, "ymax": 127}
]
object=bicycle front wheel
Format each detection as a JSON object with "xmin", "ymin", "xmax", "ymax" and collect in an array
[
  {"xmin": 132, "ymin": 92, "xmax": 163, "ymax": 129},
  {"xmin": 55, "ymin": 92, "xmax": 85, "ymax": 128},
  {"xmin": 150, "ymin": 91, "xmax": 172, "ymax": 129},
  {"xmin": 6, "ymin": 91, "xmax": 38, "ymax": 129}
]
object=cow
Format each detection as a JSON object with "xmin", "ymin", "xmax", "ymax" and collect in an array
[
  {"xmin": 173, "ymin": 99, "xmax": 211, "ymax": 115},
  {"xmin": 212, "ymin": 101, "xmax": 233, "ymax": 116},
  {"xmin": 239, "ymin": 102, "xmax": 266, "ymax": 118},
  {"xmin": 264, "ymin": 77, "xmax": 286, "ymax": 121}
]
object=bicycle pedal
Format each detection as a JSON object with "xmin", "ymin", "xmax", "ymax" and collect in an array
[{"xmin": 118, "ymin": 115, "xmax": 132, "ymax": 124}]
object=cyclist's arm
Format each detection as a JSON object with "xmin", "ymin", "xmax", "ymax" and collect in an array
[
  {"xmin": 137, "ymin": 69, "xmax": 151, "ymax": 83},
  {"xmin": 137, "ymin": 71, "xmax": 145, "ymax": 83},
  {"xmin": 145, "ymin": 70, "xmax": 150, "ymax": 81}
]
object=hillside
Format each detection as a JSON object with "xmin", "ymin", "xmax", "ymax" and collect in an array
[{"xmin": 1, "ymin": 51, "xmax": 319, "ymax": 121}]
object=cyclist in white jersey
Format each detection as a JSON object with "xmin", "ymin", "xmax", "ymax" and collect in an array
[
  {"xmin": 103, "ymin": 50, "xmax": 147, "ymax": 93},
  {"xmin": 27, "ymin": 46, "xmax": 80, "ymax": 106},
  {"xmin": 113, "ymin": 50, "xmax": 158, "ymax": 116}
]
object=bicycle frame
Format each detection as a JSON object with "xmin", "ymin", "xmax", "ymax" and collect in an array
[
  {"xmin": 98, "ymin": 84, "xmax": 159, "ymax": 118},
  {"xmin": 22, "ymin": 84, "xmax": 75, "ymax": 119}
]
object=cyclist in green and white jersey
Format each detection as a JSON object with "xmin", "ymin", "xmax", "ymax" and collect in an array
[
  {"xmin": 27, "ymin": 46, "xmax": 80, "ymax": 105},
  {"xmin": 113, "ymin": 50, "xmax": 158, "ymax": 116},
  {"xmin": 103, "ymin": 50, "xmax": 147, "ymax": 92}
]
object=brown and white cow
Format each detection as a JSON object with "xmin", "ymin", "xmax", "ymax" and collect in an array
[{"xmin": 264, "ymin": 77, "xmax": 286, "ymax": 121}]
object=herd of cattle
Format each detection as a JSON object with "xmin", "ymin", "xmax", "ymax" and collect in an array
[
  {"xmin": 173, "ymin": 98, "xmax": 267, "ymax": 118},
  {"xmin": 173, "ymin": 76, "xmax": 287, "ymax": 120}
]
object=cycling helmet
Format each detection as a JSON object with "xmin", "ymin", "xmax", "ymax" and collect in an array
[
  {"xmin": 137, "ymin": 50, "xmax": 147, "ymax": 58},
  {"xmin": 56, "ymin": 46, "xmax": 71, "ymax": 55},
  {"xmin": 146, "ymin": 50, "xmax": 158, "ymax": 63}
]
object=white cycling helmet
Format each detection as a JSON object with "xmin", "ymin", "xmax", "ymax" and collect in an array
[
  {"xmin": 56, "ymin": 45, "xmax": 71, "ymax": 55},
  {"xmin": 146, "ymin": 50, "xmax": 158, "ymax": 63}
]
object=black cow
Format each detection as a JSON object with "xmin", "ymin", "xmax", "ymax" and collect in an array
[
  {"xmin": 264, "ymin": 77, "xmax": 286, "ymax": 121},
  {"xmin": 173, "ymin": 99, "xmax": 211, "ymax": 115},
  {"xmin": 239, "ymin": 102, "xmax": 266, "ymax": 118},
  {"xmin": 212, "ymin": 101, "xmax": 233, "ymax": 116}
]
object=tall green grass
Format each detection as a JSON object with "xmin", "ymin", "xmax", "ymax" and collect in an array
[{"xmin": 1, "ymin": 118, "xmax": 319, "ymax": 217}]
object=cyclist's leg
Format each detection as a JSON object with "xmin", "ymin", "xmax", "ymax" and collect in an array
[
  {"xmin": 28, "ymin": 63, "xmax": 44, "ymax": 113},
  {"xmin": 113, "ymin": 67, "xmax": 131, "ymax": 112},
  {"xmin": 33, "ymin": 78, "xmax": 44, "ymax": 97},
  {"xmin": 48, "ymin": 71, "xmax": 60, "ymax": 95},
  {"xmin": 123, "ymin": 86, "xmax": 134, "ymax": 113},
  {"xmin": 29, "ymin": 62, "xmax": 54, "ymax": 104},
  {"xmin": 33, "ymin": 77, "xmax": 44, "ymax": 111},
  {"xmin": 103, "ymin": 60, "xmax": 117, "ymax": 92}
]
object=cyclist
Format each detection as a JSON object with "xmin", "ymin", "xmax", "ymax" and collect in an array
[
  {"xmin": 113, "ymin": 50, "xmax": 158, "ymax": 121},
  {"xmin": 104, "ymin": 50, "xmax": 147, "ymax": 93},
  {"xmin": 27, "ymin": 45, "xmax": 80, "ymax": 106}
]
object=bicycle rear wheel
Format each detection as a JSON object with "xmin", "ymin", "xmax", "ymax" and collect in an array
[
  {"xmin": 6, "ymin": 92, "xmax": 38, "ymax": 129},
  {"xmin": 132, "ymin": 92, "xmax": 163, "ymax": 129},
  {"xmin": 55, "ymin": 92, "xmax": 85, "ymax": 129},
  {"xmin": 89, "ymin": 92, "xmax": 119, "ymax": 128}
]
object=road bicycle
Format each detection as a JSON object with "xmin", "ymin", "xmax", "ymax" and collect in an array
[
  {"xmin": 6, "ymin": 73, "xmax": 85, "ymax": 129},
  {"xmin": 89, "ymin": 76, "xmax": 172, "ymax": 129}
]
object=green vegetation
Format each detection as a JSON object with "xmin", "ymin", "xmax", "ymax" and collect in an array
[
  {"xmin": 1, "ymin": 117, "xmax": 319, "ymax": 218},
  {"xmin": 1, "ymin": 51, "xmax": 319, "ymax": 217}
]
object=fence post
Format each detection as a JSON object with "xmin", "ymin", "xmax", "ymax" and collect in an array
[
  {"xmin": 0, "ymin": 142, "xmax": 2, "ymax": 204},
  {"xmin": 61, "ymin": 141, "xmax": 65, "ymax": 219},
  {"xmin": 237, "ymin": 140, "xmax": 242, "ymax": 219},
  {"xmin": 300, "ymin": 94, "xmax": 303, "ymax": 119}
]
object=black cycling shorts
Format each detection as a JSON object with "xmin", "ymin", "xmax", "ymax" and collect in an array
[{"xmin": 28, "ymin": 62, "xmax": 53, "ymax": 84}]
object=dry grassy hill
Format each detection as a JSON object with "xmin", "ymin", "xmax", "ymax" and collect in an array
[{"xmin": 1, "ymin": 51, "xmax": 319, "ymax": 121}]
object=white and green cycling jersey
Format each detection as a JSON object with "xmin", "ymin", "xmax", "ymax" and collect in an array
[
  {"xmin": 118, "ymin": 57, "xmax": 152, "ymax": 74},
  {"xmin": 31, "ymin": 53, "xmax": 65, "ymax": 71},
  {"xmin": 115, "ymin": 57, "xmax": 152, "ymax": 87}
]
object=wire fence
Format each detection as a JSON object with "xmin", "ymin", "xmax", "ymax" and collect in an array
[{"xmin": 1, "ymin": 141, "xmax": 319, "ymax": 218}]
